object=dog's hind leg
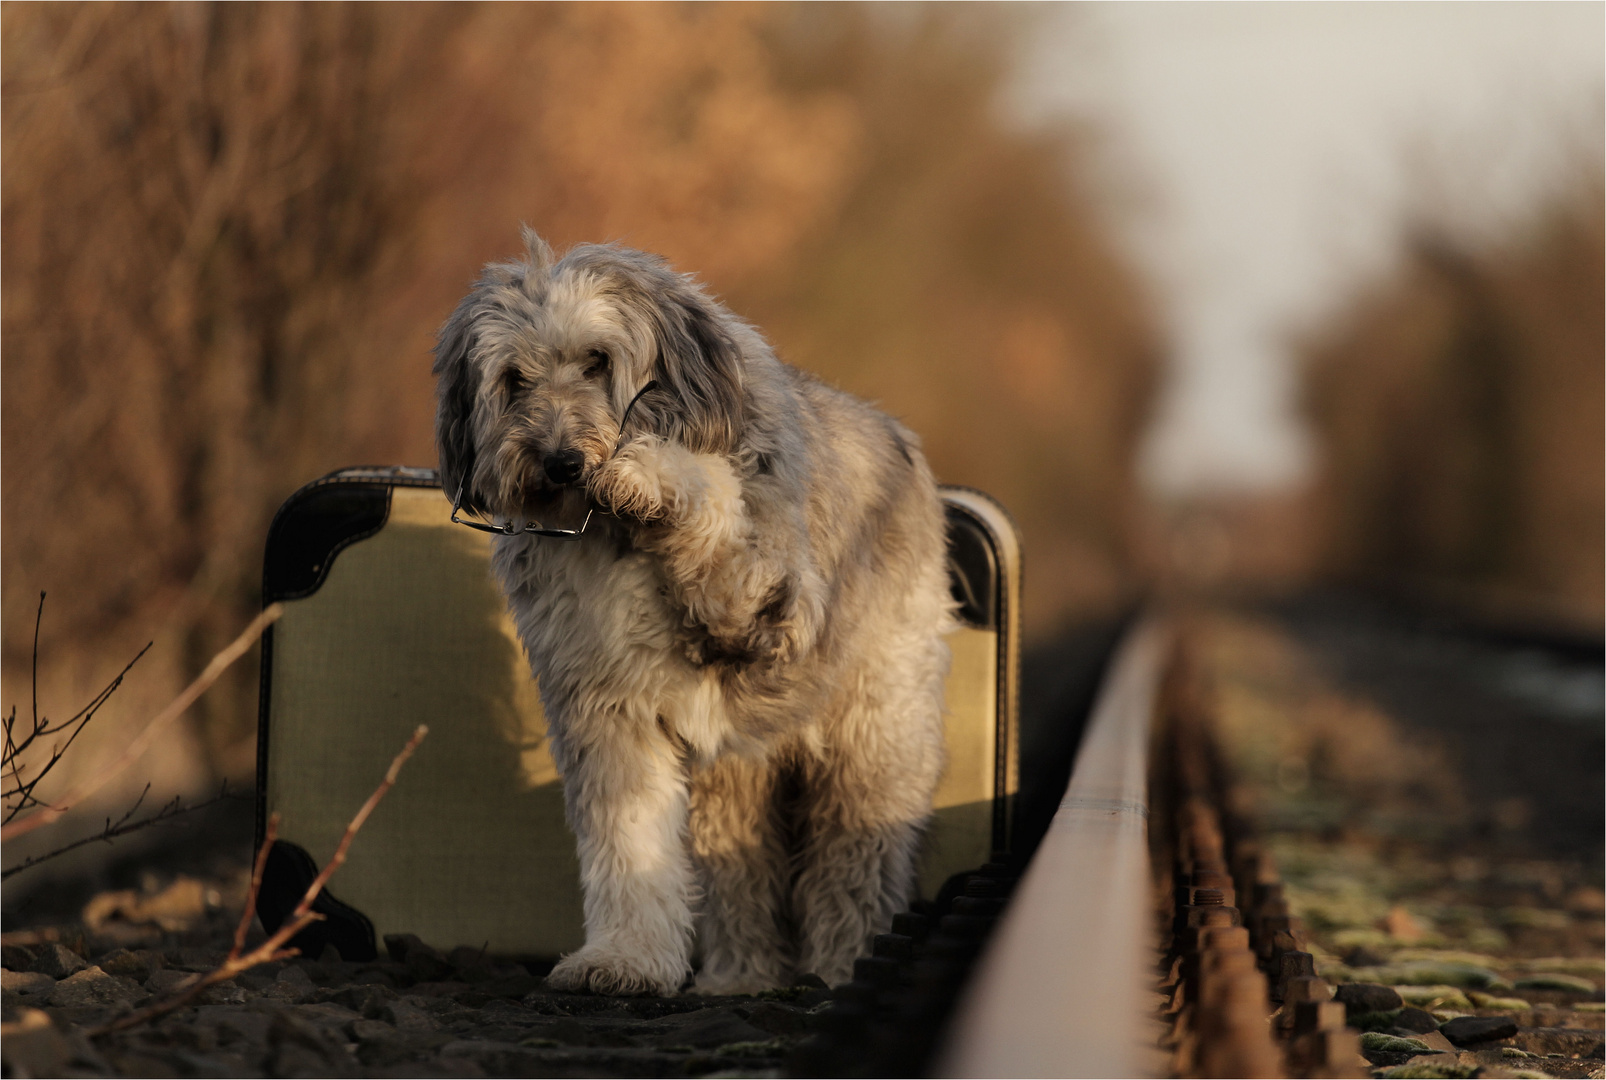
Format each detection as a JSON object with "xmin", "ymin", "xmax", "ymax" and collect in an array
[
  {"xmin": 545, "ymin": 713, "xmax": 697, "ymax": 997},
  {"xmin": 688, "ymin": 753, "xmax": 794, "ymax": 994}
]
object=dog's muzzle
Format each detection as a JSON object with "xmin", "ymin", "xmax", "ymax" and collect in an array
[{"xmin": 543, "ymin": 449, "xmax": 585, "ymax": 486}]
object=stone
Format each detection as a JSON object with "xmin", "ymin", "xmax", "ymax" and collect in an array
[
  {"xmin": 191, "ymin": 1003, "xmax": 273, "ymax": 1047},
  {"xmin": 404, "ymin": 942, "xmax": 454, "ymax": 983},
  {"xmin": 0, "ymin": 1007, "xmax": 70, "ymax": 1078},
  {"xmin": 1397, "ymin": 984, "xmax": 1475, "ymax": 1010},
  {"xmin": 144, "ymin": 969, "xmax": 204, "ymax": 996},
  {"xmin": 632, "ymin": 1007, "xmax": 772, "ymax": 1049},
  {"xmin": 260, "ymin": 980, "xmax": 316, "ymax": 1004},
  {"xmin": 350, "ymin": 964, "xmax": 405, "ymax": 989},
  {"xmin": 1384, "ymin": 962, "xmax": 1511, "ymax": 991},
  {"xmin": 348, "ymin": 1018, "xmax": 399, "ymax": 1042},
  {"xmin": 1, "ymin": 945, "xmax": 39, "ymax": 971},
  {"xmin": 267, "ymin": 1009, "xmax": 356, "ymax": 1078},
  {"xmin": 378, "ymin": 998, "xmax": 441, "ymax": 1031},
  {"xmin": 2, "ymin": 969, "xmax": 56, "ymax": 999},
  {"xmin": 353, "ymin": 1025, "xmax": 447, "ymax": 1068},
  {"xmin": 740, "ymin": 1001, "xmax": 816, "ymax": 1036},
  {"xmin": 167, "ymin": 947, "xmax": 226, "ymax": 972},
  {"xmin": 289, "ymin": 1000, "xmax": 364, "ymax": 1031},
  {"xmin": 321, "ymin": 982, "xmax": 396, "ymax": 1015},
  {"xmin": 1440, "ymin": 1015, "xmax": 1519, "ymax": 1045},
  {"xmin": 1467, "ymin": 991, "xmax": 1532, "ymax": 1010},
  {"xmin": 1337, "ymin": 982, "xmax": 1404, "ymax": 1016},
  {"xmin": 1394, "ymin": 1007, "xmax": 1442, "ymax": 1032},
  {"xmin": 383, "ymin": 933, "xmax": 422, "ymax": 963},
  {"xmin": 46, "ymin": 966, "xmax": 141, "ymax": 1008},
  {"xmin": 1414, "ymin": 1030, "xmax": 1458, "ymax": 1053},
  {"xmin": 1350, "ymin": 1008, "xmax": 1405, "ymax": 1032},
  {"xmin": 1375, "ymin": 1054, "xmax": 1475, "ymax": 1077},
  {"xmin": 29, "ymin": 943, "xmax": 87, "ymax": 979},
  {"xmin": 277, "ymin": 965, "xmax": 316, "ymax": 989},
  {"xmin": 94, "ymin": 948, "xmax": 163, "ymax": 982},
  {"xmin": 1361, "ymin": 1032, "xmax": 1433, "ymax": 1054},
  {"xmin": 448, "ymin": 945, "xmax": 495, "ymax": 978},
  {"xmin": 234, "ymin": 970, "xmax": 276, "ymax": 991},
  {"xmin": 1346, "ymin": 944, "xmax": 1390, "ymax": 968},
  {"xmin": 197, "ymin": 983, "xmax": 248, "ymax": 1005},
  {"xmin": 1515, "ymin": 973, "xmax": 1598, "ymax": 994}
]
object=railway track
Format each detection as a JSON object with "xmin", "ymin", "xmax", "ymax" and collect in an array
[
  {"xmin": 5, "ymin": 602, "xmax": 1599, "ymax": 1078},
  {"xmin": 799, "ymin": 609, "xmax": 1604, "ymax": 1079}
]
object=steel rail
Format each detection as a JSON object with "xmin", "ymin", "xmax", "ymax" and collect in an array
[{"xmin": 937, "ymin": 617, "xmax": 1171, "ymax": 1078}]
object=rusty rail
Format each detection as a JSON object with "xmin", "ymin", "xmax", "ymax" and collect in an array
[
  {"xmin": 931, "ymin": 618, "xmax": 1370, "ymax": 1079},
  {"xmin": 937, "ymin": 618, "xmax": 1170, "ymax": 1077}
]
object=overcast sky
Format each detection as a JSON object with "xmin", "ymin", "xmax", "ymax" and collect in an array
[{"xmin": 1009, "ymin": 2, "xmax": 1604, "ymax": 498}]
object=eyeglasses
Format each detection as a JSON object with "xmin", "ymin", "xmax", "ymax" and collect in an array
[{"xmin": 449, "ymin": 379, "xmax": 658, "ymax": 541}]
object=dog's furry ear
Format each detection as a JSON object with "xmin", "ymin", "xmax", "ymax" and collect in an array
[
  {"xmin": 520, "ymin": 225, "xmax": 555, "ymax": 279},
  {"xmin": 648, "ymin": 281, "xmax": 746, "ymax": 454},
  {"xmin": 433, "ymin": 292, "xmax": 484, "ymax": 514}
]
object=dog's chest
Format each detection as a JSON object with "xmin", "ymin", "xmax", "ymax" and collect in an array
[
  {"xmin": 491, "ymin": 534, "xmax": 741, "ymax": 758},
  {"xmin": 493, "ymin": 533, "xmax": 680, "ymax": 669}
]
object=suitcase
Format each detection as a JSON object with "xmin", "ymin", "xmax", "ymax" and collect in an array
[{"xmin": 254, "ymin": 466, "xmax": 1020, "ymax": 962}]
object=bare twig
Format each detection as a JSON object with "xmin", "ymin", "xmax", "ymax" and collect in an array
[
  {"xmin": 3, "ymin": 604, "xmax": 282, "ymax": 841},
  {"xmin": 90, "ymin": 724, "xmax": 429, "ymax": 1037},
  {"xmin": 232, "ymin": 806, "xmax": 277, "ymax": 962},
  {"xmin": 3, "ymin": 593, "xmax": 154, "ymax": 824},
  {"xmin": 0, "ymin": 782, "xmax": 243, "ymax": 881},
  {"xmin": 32, "ymin": 591, "xmax": 41, "ymax": 746}
]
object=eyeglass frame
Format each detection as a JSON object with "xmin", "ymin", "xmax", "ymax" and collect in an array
[{"xmin": 448, "ymin": 379, "xmax": 659, "ymax": 541}]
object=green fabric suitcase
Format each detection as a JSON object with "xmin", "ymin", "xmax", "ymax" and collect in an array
[{"xmin": 254, "ymin": 466, "xmax": 1020, "ymax": 963}]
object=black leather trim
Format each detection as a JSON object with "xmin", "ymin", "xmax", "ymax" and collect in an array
[
  {"xmin": 256, "ymin": 840, "xmax": 379, "ymax": 962},
  {"xmin": 262, "ymin": 484, "xmax": 392, "ymax": 604},
  {"xmin": 945, "ymin": 506, "xmax": 998, "ymax": 631}
]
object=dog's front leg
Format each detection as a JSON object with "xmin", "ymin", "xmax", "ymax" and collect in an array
[
  {"xmin": 545, "ymin": 714, "xmax": 696, "ymax": 997},
  {"xmin": 589, "ymin": 436, "xmax": 815, "ymax": 665}
]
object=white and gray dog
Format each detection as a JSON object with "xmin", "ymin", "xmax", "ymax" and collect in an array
[{"xmin": 433, "ymin": 230, "xmax": 953, "ymax": 995}]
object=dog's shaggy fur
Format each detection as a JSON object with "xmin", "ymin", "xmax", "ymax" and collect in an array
[{"xmin": 433, "ymin": 230, "xmax": 953, "ymax": 995}]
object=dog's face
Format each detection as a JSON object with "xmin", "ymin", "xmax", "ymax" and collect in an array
[{"xmin": 434, "ymin": 231, "xmax": 746, "ymax": 522}]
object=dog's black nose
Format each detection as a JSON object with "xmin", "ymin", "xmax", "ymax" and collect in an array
[{"xmin": 543, "ymin": 449, "xmax": 585, "ymax": 486}]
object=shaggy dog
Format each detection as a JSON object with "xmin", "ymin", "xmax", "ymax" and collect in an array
[{"xmin": 433, "ymin": 230, "xmax": 952, "ymax": 995}]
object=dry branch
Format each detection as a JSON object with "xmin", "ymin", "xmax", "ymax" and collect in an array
[
  {"xmin": 2, "ymin": 604, "xmax": 282, "ymax": 842},
  {"xmin": 3, "ymin": 593, "xmax": 153, "ymax": 824},
  {"xmin": 0, "ymin": 782, "xmax": 243, "ymax": 881},
  {"xmin": 89, "ymin": 723, "xmax": 429, "ymax": 1037}
]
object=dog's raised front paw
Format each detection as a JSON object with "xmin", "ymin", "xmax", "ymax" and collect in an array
[
  {"xmin": 544, "ymin": 943, "xmax": 686, "ymax": 997},
  {"xmin": 587, "ymin": 436, "xmax": 670, "ymax": 525}
]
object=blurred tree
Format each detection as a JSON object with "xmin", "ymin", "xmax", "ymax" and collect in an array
[{"xmin": 1303, "ymin": 173, "xmax": 1604, "ymax": 628}]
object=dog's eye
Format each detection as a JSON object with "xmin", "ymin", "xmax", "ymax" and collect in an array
[
  {"xmin": 584, "ymin": 349, "xmax": 611, "ymax": 379},
  {"xmin": 501, "ymin": 367, "xmax": 526, "ymax": 397}
]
